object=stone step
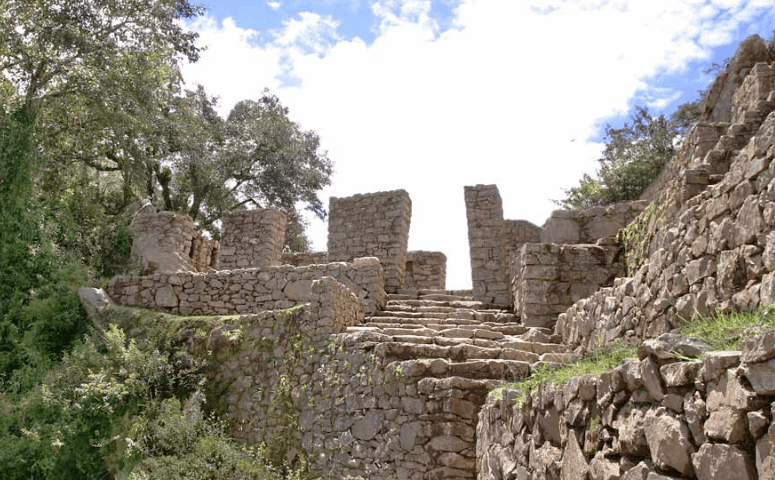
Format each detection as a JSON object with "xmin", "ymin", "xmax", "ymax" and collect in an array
[
  {"xmin": 386, "ymin": 299, "xmax": 488, "ymax": 310},
  {"xmin": 386, "ymin": 358, "xmax": 531, "ymax": 381},
  {"xmin": 365, "ymin": 316, "xmax": 483, "ymax": 327},
  {"xmin": 377, "ymin": 308, "xmax": 518, "ymax": 323},
  {"xmin": 416, "ymin": 376, "xmax": 503, "ymax": 394},
  {"xmin": 393, "ymin": 288, "xmax": 474, "ymax": 298},
  {"xmin": 358, "ymin": 321, "xmax": 563, "ymax": 345},
  {"xmin": 375, "ymin": 341, "xmax": 541, "ymax": 364}
]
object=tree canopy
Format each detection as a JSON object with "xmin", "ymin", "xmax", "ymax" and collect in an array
[{"xmin": 557, "ymin": 102, "xmax": 700, "ymax": 210}]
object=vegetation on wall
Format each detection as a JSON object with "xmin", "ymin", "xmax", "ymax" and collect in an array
[
  {"xmin": 0, "ymin": 1, "xmax": 331, "ymax": 478},
  {"xmin": 557, "ymin": 103, "xmax": 700, "ymax": 210}
]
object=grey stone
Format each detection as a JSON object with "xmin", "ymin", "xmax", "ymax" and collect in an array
[
  {"xmin": 644, "ymin": 410, "xmax": 695, "ymax": 475},
  {"xmin": 744, "ymin": 357, "xmax": 775, "ymax": 394},
  {"xmin": 588, "ymin": 451, "xmax": 619, "ymax": 480},
  {"xmin": 683, "ymin": 392, "xmax": 707, "ymax": 446},
  {"xmin": 660, "ymin": 361, "xmax": 702, "ymax": 387},
  {"xmin": 704, "ymin": 407, "xmax": 750, "ymax": 442},
  {"xmin": 155, "ymin": 285, "xmax": 178, "ymax": 307},
  {"xmin": 77, "ymin": 287, "xmax": 113, "ymax": 319},
  {"xmin": 702, "ymin": 351, "xmax": 741, "ymax": 382},
  {"xmin": 742, "ymin": 328, "xmax": 775, "ymax": 363},
  {"xmin": 692, "ymin": 443, "xmax": 756, "ymax": 480},
  {"xmin": 560, "ymin": 430, "xmax": 588, "ymax": 480},
  {"xmin": 351, "ymin": 410, "xmax": 383, "ymax": 441},
  {"xmin": 620, "ymin": 461, "xmax": 654, "ymax": 480},
  {"xmin": 400, "ymin": 422, "xmax": 422, "ymax": 451},
  {"xmin": 748, "ymin": 410, "xmax": 769, "ymax": 439},
  {"xmin": 640, "ymin": 357, "xmax": 665, "ymax": 401},
  {"xmin": 638, "ymin": 333, "xmax": 709, "ymax": 362}
]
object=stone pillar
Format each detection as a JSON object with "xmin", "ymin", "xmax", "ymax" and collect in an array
[
  {"xmin": 464, "ymin": 185, "xmax": 509, "ymax": 306},
  {"xmin": 219, "ymin": 208, "xmax": 287, "ymax": 269},
  {"xmin": 328, "ymin": 190, "xmax": 412, "ymax": 293}
]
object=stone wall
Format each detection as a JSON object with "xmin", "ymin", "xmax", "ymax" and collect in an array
[
  {"xmin": 219, "ymin": 208, "xmax": 287, "ymax": 270},
  {"xmin": 558, "ymin": 106, "xmax": 775, "ymax": 354},
  {"xmin": 404, "ymin": 251, "xmax": 446, "ymax": 290},
  {"xmin": 557, "ymin": 56, "xmax": 775, "ymax": 354},
  {"xmin": 328, "ymin": 190, "xmax": 412, "ymax": 293},
  {"xmin": 105, "ymin": 257, "xmax": 387, "ymax": 315},
  {"xmin": 540, "ymin": 200, "xmax": 649, "ymax": 244},
  {"xmin": 191, "ymin": 230, "xmax": 219, "ymax": 271},
  {"xmin": 465, "ymin": 185, "xmax": 541, "ymax": 306},
  {"xmin": 132, "ymin": 204, "xmax": 216, "ymax": 274},
  {"xmin": 512, "ymin": 243, "xmax": 625, "ymax": 329},
  {"xmin": 195, "ymin": 276, "xmax": 493, "ymax": 479},
  {"xmin": 281, "ymin": 251, "xmax": 329, "ymax": 267},
  {"xmin": 478, "ymin": 330, "xmax": 775, "ymax": 480}
]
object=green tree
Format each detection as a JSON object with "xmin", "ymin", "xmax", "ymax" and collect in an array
[
  {"xmin": 158, "ymin": 89, "xmax": 333, "ymax": 231},
  {"xmin": 559, "ymin": 102, "xmax": 700, "ymax": 209},
  {"xmin": 0, "ymin": 0, "xmax": 203, "ymax": 119}
]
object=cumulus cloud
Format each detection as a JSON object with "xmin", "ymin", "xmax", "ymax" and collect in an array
[
  {"xmin": 181, "ymin": 0, "xmax": 775, "ymax": 288},
  {"xmin": 267, "ymin": 1, "xmax": 281, "ymax": 10}
]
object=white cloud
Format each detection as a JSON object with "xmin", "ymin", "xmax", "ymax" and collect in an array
[
  {"xmin": 267, "ymin": 1, "xmax": 281, "ymax": 10},
  {"xmin": 182, "ymin": 0, "xmax": 775, "ymax": 289}
]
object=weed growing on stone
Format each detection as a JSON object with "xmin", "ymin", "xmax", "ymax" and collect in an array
[
  {"xmin": 493, "ymin": 341, "xmax": 638, "ymax": 406},
  {"xmin": 679, "ymin": 306, "xmax": 775, "ymax": 351}
]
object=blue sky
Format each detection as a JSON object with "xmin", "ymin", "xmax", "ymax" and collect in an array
[{"xmin": 182, "ymin": 0, "xmax": 775, "ymax": 289}]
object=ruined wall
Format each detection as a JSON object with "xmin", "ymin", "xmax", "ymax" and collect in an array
[
  {"xmin": 219, "ymin": 208, "xmax": 287, "ymax": 270},
  {"xmin": 198, "ymin": 276, "xmax": 495, "ymax": 480},
  {"xmin": 328, "ymin": 190, "xmax": 412, "ymax": 293},
  {"xmin": 465, "ymin": 185, "xmax": 542, "ymax": 306},
  {"xmin": 404, "ymin": 251, "xmax": 446, "ymax": 290},
  {"xmin": 132, "ymin": 205, "xmax": 218, "ymax": 274},
  {"xmin": 557, "ymin": 63, "xmax": 775, "ymax": 354},
  {"xmin": 191, "ymin": 230, "xmax": 219, "ymax": 271},
  {"xmin": 512, "ymin": 243, "xmax": 625, "ymax": 329},
  {"xmin": 540, "ymin": 200, "xmax": 649, "ymax": 244},
  {"xmin": 478, "ymin": 330, "xmax": 775, "ymax": 480},
  {"xmin": 466, "ymin": 185, "xmax": 509, "ymax": 306},
  {"xmin": 281, "ymin": 251, "xmax": 329, "ymax": 267},
  {"xmin": 106, "ymin": 257, "xmax": 387, "ymax": 315}
]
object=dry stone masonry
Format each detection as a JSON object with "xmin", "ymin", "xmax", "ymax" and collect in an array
[
  {"xmin": 477, "ymin": 330, "xmax": 775, "ymax": 480},
  {"xmin": 404, "ymin": 251, "xmax": 447, "ymax": 290},
  {"xmin": 541, "ymin": 201, "xmax": 649, "ymax": 245},
  {"xmin": 93, "ymin": 34, "xmax": 775, "ymax": 480},
  {"xmin": 132, "ymin": 201, "xmax": 218, "ymax": 274},
  {"xmin": 465, "ymin": 185, "xmax": 542, "ymax": 307},
  {"xmin": 106, "ymin": 258, "xmax": 386, "ymax": 316},
  {"xmin": 512, "ymin": 243, "xmax": 625, "ymax": 329},
  {"xmin": 328, "ymin": 190, "xmax": 412, "ymax": 293},
  {"xmin": 219, "ymin": 208, "xmax": 287, "ymax": 269}
]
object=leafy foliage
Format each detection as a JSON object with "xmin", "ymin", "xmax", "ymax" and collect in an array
[
  {"xmin": 558, "ymin": 102, "xmax": 700, "ymax": 209},
  {"xmin": 157, "ymin": 88, "xmax": 333, "ymax": 231},
  {"xmin": 0, "ymin": 319, "xmax": 305, "ymax": 479}
]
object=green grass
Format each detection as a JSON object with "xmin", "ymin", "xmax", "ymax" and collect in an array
[
  {"xmin": 493, "ymin": 306, "xmax": 775, "ymax": 407},
  {"xmin": 678, "ymin": 305, "xmax": 775, "ymax": 351},
  {"xmin": 492, "ymin": 341, "xmax": 638, "ymax": 406}
]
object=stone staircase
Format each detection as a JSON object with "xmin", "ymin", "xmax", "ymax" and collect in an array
[{"xmin": 345, "ymin": 289, "xmax": 577, "ymax": 385}]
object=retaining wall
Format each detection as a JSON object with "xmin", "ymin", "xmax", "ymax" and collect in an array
[
  {"xmin": 478, "ymin": 330, "xmax": 775, "ymax": 480},
  {"xmin": 512, "ymin": 243, "xmax": 625, "ymax": 330},
  {"xmin": 106, "ymin": 257, "xmax": 386, "ymax": 315}
]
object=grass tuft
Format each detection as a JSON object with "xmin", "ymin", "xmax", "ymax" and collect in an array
[
  {"xmin": 492, "ymin": 341, "xmax": 638, "ymax": 407},
  {"xmin": 678, "ymin": 306, "xmax": 775, "ymax": 351},
  {"xmin": 492, "ymin": 306, "xmax": 775, "ymax": 408}
]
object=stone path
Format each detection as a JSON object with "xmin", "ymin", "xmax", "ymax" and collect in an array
[{"xmin": 346, "ymin": 289, "xmax": 576, "ymax": 384}]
